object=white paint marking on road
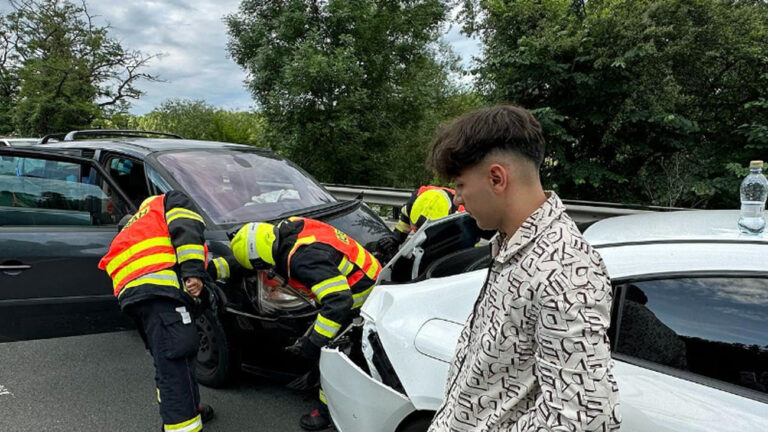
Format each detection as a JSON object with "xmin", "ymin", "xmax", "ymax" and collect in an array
[{"xmin": 0, "ymin": 384, "xmax": 14, "ymax": 397}]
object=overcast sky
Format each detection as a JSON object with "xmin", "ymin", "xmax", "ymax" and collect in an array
[{"xmin": 2, "ymin": 1, "xmax": 480, "ymax": 115}]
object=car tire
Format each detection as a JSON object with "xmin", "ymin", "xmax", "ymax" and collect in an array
[
  {"xmin": 396, "ymin": 413, "xmax": 433, "ymax": 432},
  {"xmin": 194, "ymin": 309, "xmax": 240, "ymax": 388}
]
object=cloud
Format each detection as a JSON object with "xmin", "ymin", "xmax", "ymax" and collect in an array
[
  {"xmin": 3, "ymin": 0, "xmax": 480, "ymax": 115},
  {"xmin": 82, "ymin": 0, "xmax": 251, "ymax": 114},
  {"xmin": 443, "ymin": 24, "xmax": 482, "ymax": 69}
]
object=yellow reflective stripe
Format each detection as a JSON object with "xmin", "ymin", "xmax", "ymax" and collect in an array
[
  {"xmin": 212, "ymin": 257, "xmax": 229, "ymax": 279},
  {"xmin": 112, "ymin": 253, "xmax": 177, "ymax": 289},
  {"xmin": 314, "ymin": 314, "xmax": 342, "ymax": 339},
  {"xmin": 395, "ymin": 220, "xmax": 410, "ymax": 233},
  {"xmin": 337, "ymin": 257, "xmax": 353, "ymax": 276},
  {"xmin": 352, "ymin": 285, "xmax": 374, "ymax": 308},
  {"xmin": 156, "ymin": 388, "xmax": 162, "ymax": 403},
  {"xmin": 164, "ymin": 414, "xmax": 202, "ymax": 432},
  {"xmin": 165, "ymin": 207, "xmax": 204, "ymax": 225},
  {"xmin": 176, "ymin": 244, "xmax": 205, "ymax": 263},
  {"xmin": 311, "ymin": 275, "xmax": 349, "ymax": 301},
  {"xmin": 122, "ymin": 270, "xmax": 180, "ymax": 295},
  {"xmin": 106, "ymin": 236, "xmax": 173, "ymax": 275},
  {"xmin": 319, "ymin": 388, "xmax": 327, "ymax": 404},
  {"xmin": 353, "ymin": 243, "xmax": 366, "ymax": 268},
  {"xmin": 289, "ymin": 235, "xmax": 317, "ymax": 258},
  {"xmin": 364, "ymin": 255, "xmax": 380, "ymax": 280}
]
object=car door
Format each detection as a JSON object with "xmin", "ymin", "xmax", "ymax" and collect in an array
[
  {"xmin": 0, "ymin": 148, "xmax": 135, "ymax": 341},
  {"xmin": 378, "ymin": 212, "xmax": 486, "ymax": 283},
  {"xmin": 611, "ymin": 276, "xmax": 768, "ymax": 432}
]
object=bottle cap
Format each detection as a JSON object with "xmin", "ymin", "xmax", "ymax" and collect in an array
[{"xmin": 749, "ymin": 160, "xmax": 764, "ymax": 169}]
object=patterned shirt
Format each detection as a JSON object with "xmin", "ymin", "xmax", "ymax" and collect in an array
[{"xmin": 428, "ymin": 192, "xmax": 621, "ymax": 432}]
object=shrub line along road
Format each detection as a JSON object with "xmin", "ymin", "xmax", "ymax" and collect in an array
[{"xmin": 0, "ymin": 331, "xmax": 315, "ymax": 431}]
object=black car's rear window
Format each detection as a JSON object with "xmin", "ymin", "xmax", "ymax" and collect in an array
[{"xmin": 156, "ymin": 149, "xmax": 334, "ymax": 225}]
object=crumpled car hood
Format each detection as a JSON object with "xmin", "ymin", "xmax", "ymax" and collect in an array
[{"xmin": 361, "ymin": 269, "xmax": 485, "ymax": 409}]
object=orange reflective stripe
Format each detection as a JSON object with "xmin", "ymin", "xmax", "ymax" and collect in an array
[
  {"xmin": 106, "ymin": 237, "xmax": 174, "ymax": 275},
  {"xmin": 112, "ymin": 253, "xmax": 178, "ymax": 291}
]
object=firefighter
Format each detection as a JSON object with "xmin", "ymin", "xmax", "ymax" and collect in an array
[
  {"xmin": 379, "ymin": 185, "xmax": 465, "ymax": 255},
  {"xmin": 98, "ymin": 191, "xmax": 214, "ymax": 432},
  {"xmin": 230, "ymin": 216, "xmax": 381, "ymax": 431}
]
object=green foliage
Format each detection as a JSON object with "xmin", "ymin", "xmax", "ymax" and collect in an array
[
  {"xmin": 134, "ymin": 99, "xmax": 266, "ymax": 146},
  {"xmin": 226, "ymin": 0, "xmax": 470, "ymax": 186},
  {"xmin": 95, "ymin": 99, "xmax": 267, "ymax": 146},
  {"xmin": 2, "ymin": 0, "xmax": 156, "ymax": 136},
  {"xmin": 461, "ymin": 0, "xmax": 768, "ymax": 208}
]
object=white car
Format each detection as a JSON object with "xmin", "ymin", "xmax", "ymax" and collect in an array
[{"xmin": 320, "ymin": 210, "xmax": 768, "ymax": 432}]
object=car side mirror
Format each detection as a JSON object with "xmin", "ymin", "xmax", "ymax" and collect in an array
[{"xmin": 117, "ymin": 213, "xmax": 133, "ymax": 232}]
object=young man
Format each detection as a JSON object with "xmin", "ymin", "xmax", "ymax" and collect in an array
[
  {"xmin": 98, "ymin": 191, "xmax": 214, "ymax": 432},
  {"xmin": 426, "ymin": 105, "xmax": 621, "ymax": 431},
  {"xmin": 229, "ymin": 216, "xmax": 381, "ymax": 431}
]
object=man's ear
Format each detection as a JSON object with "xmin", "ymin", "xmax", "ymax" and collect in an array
[{"xmin": 488, "ymin": 163, "xmax": 508, "ymax": 193}]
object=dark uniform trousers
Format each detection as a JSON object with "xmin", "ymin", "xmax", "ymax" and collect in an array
[{"xmin": 127, "ymin": 298, "xmax": 201, "ymax": 428}]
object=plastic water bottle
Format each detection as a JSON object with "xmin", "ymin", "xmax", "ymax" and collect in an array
[{"xmin": 738, "ymin": 160, "xmax": 768, "ymax": 235}]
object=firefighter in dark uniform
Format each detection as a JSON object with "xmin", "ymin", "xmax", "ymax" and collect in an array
[
  {"xmin": 98, "ymin": 191, "xmax": 214, "ymax": 432},
  {"xmin": 378, "ymin": 185, "xmax": 465, "ymax": 257},
  {"xmin": 229, "ymin": 216, "xmax": 381, "ymax": 431}
]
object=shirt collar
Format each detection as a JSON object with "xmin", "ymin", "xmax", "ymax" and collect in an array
[{"xmin": 491, "ymin": 191, "xmax": 565, "ymax": 262}]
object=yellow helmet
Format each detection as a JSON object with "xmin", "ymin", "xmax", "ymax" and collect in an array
[
  {"xmin": 230, "ymin": 222, "xmax": 276, "ymax": 270},
  {"xmin": 410, "ymin": 189, "xmax": 452, "ymax": 229}
]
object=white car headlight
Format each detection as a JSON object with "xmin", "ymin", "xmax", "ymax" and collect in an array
[{"xmin": 249, "ymin": 272, "xmax": 314, "ymax": 313}]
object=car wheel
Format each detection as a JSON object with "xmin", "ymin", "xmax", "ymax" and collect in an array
[
  {"xmin": 396, "ymin": 414, "xmax": 433, "ymax": 432},
  {"xmin": 194, "ymin": 309, "xmax": 240, "ymax": 388}
]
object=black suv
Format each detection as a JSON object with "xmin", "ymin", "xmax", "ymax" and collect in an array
[{"xmin": 0, "ymin": 130, "xmax": 393, "ymax": 386}]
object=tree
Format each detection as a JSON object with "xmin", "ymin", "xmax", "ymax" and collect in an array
[
  {"xmin": 112, "ymin": 99, "xmax": 266, "ymax": 147},
  {"xmin": 0, "ymin": 16, "xmax": 20, "ymax": 135},
  {"xmin": 460, "ymin": 0, "xmax": 768, "ymax": 208},
  {"xmin": 226, "ymin": 0, "xmax": 461, "ymax": 186},
  {"xmin": 2, "ymin": 0, "xmax": 158, "ymax": 135}
]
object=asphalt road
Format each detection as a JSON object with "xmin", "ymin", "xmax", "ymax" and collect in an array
[{"xmin": 0, "ymin": 331, "xmax": 316, "ymax": 432}]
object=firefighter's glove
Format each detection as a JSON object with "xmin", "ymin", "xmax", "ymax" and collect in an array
[{"xmin": 286, "ymin": 336, "xmax": 321, "ymax": 360}]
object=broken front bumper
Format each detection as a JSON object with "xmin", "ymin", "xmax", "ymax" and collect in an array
[{"xmin": 319, "ymin": 347, "xmax": 416, "ymax": 432}]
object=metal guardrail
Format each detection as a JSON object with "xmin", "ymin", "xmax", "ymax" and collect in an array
[{"xmin": 323, "ymin": 183, "xmax": 687, "ymax": 224}]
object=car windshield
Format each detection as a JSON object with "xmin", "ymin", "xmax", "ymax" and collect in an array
[{"xmin": 156, "ymin": 149, "xmax": 335, "ymax": 226}]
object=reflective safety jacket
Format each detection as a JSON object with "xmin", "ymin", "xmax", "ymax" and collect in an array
[
  {"xmin": 275, "ymin": 217, "xmax": 381, "ymax": 346},
  {"xmin": 98, "ymin": 191, "xmax": 208, "ymax": 309},
  {"xmin": 394, "ymin": 185, "xmax": 465, "ymax": 240}
]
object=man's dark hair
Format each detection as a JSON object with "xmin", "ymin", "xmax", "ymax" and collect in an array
[{"xmin": 428, "ymin": 105, "xmax": 546, "ymax": 179}]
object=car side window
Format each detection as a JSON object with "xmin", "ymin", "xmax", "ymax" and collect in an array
[
  {"xmin": 145, "ymin": 164, "xmax": 172, "ymax": 195},
  {"xmin": 0, "ymin": 155, "xmax": 130, "ymax": 226},
  {"xmin": 106, "ymin": 156, "xmax": 149, "ymax": 207},
  {"xmin": 613, "ymin": 278, "xmax": 768, "ymax": 395}
]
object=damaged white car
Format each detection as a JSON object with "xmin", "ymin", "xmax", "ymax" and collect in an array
[{"xmin": 320, "ymin": 210, "xmax": 768, "ymax": 432}]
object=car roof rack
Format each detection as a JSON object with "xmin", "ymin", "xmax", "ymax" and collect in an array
[
  {"xmin": 39, "ymin": 129, "xmax": 183, "ymax": 143},
  {"xmin": 39, "ymin": 133, "xmax": 67, "ymax": 144}
]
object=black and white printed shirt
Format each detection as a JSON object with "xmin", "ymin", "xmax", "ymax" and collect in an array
[{"xmin": 428, "ymin": 192, "xmax": 621, "ymax": 432}]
